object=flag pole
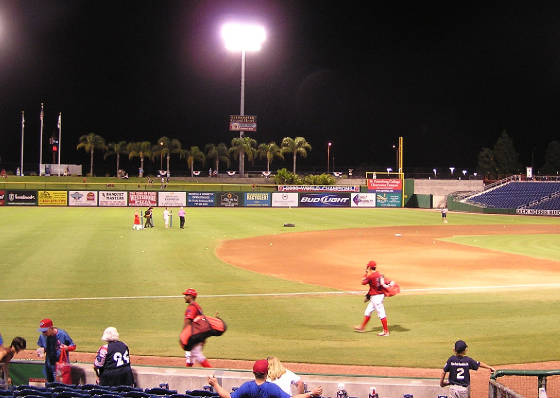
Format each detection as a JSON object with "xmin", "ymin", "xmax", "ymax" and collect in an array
[
  {"xmin": 20, "ymin": 111, "xmax": 25, "ymax": 176},
  {"xmin": 57, "ymin": 112, "xmax": 62, "ymax": 176},
  {"xmin": 39, "ymin": 103, "xmax": 44, "ymax": 175}
]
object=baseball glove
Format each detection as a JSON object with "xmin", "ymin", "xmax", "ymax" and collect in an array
[{"xmin": 364, "ymin": 293, "xmax": 371, "ymax": 302}]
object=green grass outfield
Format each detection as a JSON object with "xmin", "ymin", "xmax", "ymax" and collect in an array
[{"xmin": 1, "ymin": 207, "xmax": 559, "ymax": 368}]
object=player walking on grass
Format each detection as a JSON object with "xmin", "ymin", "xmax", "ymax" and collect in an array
[
  {"xmin": 354, "ymin": 260, "xmax": 394, "ymax": 336},
  {"xmin": 440, "ymin": 340, "xmax": 495, "ymax": 398},
  {"xmin": 182, "ymin": 288, "xmax": 212, "ymax": 368}
]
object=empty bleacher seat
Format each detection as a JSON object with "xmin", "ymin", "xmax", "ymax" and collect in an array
[
  {"xmin": 122, "ymin": 391, "xmax": 151, "ymax": 398},
  {"xmin": 144, "ymin": 389, "xmax": 176, "ymax": 396},
  {"xmin": 185, "ymin": 391, "xmax": 217, "ymax": 397},
  {"xmin": 110, "ymin": 388, "xmax": 142, "ymax": 394},
  {"xmin": 15, "ymin": 390, "xmax": 52, "ymax": 398}
]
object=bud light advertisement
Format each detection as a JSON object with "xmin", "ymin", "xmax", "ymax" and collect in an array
[{"xmin": 299, "ymin": 193, "xmax": 350, "ymax": 207}]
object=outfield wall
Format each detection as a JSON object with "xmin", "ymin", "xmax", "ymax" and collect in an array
[{"xmin": 0, "ymin": 190, "xmax": 392, "ymax": 208}]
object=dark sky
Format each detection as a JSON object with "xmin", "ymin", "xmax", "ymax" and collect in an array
[{"xmin": 0, "ymin": 1, "xmax": 559, "ymax": 175}]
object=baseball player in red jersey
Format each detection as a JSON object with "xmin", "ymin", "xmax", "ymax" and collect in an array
[
  {"xmin": 183, "ymin": 288, "xmax": 212, "ymax": 367},
  {"xmin": 354, "ymin": 261, "xmax": 394, "ymax": 336}
]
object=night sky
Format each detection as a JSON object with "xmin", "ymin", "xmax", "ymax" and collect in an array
[{"xmin": 0, "ymin": 1, "xmax": 559, "ymax": 176}]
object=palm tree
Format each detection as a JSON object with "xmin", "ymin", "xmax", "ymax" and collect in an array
[
  {"xmin": 104, "ymin": 140, "xmax": 128, "ymax": 177},
  {"xmin": 153, "ymin": 136, "xmax": 183, "ymax": 176},
  {"xmin": 205, "ymin": 143, "xmax": 230, "ymax": 175},
  {"xmin": 76, "ymin": 133, "xmax": 107, "ymax": 176},
  {"xmin": 281, "ymin": 137, "xmax": 312, "ymax": 175},
  {"xmin": 127, "ymin": 141, "xmax": 153, "ymax": 177},
  {"xmin": 180, "ymin": 146, "xmax": 205, "ymax": 176},
  {"xmin": 257, "ymin": 142, "xmax": 283, "ymax": 173},
  {"xmin": 230, "ymin": 137, "xmax": 257, "ymax": 176}
]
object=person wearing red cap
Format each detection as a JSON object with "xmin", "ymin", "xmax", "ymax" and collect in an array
[
  {"xmin": 36, "ymin": 318, "xmax": 76, "ymax": 382},
  {"xmin": 354, "ymin": 260, "xmax": 395, "ymax": 336},
  {"xmin": 208, "ymin": 359, "xmax": 322, "ymax": 398},
  {"xmin": 182, "ymin": 288, "xmax": 211, "ymax": 368}
]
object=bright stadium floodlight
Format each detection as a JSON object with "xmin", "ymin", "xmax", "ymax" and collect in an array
[
  {"xmin": 221, "ymin": 23, "xmax": 266, "ymax": 52},
  {"xmin": 462, "ymin": 169, "xmax": 467, "ymax": 176},
  {"xmin": 221, "ymin": 22, "xmax": 266, "ymax": 177},
  {"xmin": 449, "ymin": 167, "xmax": 455, "ymax": 175},
  {"xmin": 433, "ymin": 168, "xmax": 437, "ymax": 176},
  {"xmin": 387, "ymin": 167, "xmax": 393, "ymax": 173}
]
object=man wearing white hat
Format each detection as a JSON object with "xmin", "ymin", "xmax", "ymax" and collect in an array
[{"xmin": 94, "ymin": 327, "xmax": 134, "ymax": 386}]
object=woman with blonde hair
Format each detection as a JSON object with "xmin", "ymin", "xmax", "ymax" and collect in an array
[{"xmin": 267, "ymin": 356, "xmax": 304, "ymax": 395}]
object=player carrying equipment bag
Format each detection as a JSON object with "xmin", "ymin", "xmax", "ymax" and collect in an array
[{"xmin": 180, "ymin": 314, "xmax": 227, "ymax": 351}]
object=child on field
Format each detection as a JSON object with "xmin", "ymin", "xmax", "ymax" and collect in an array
[{"xmin": 133, "ymin": 210, "xmax": 142, "ymax": 230}]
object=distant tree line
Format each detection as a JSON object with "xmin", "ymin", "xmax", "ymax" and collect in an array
[
  {"xmin": 477, "ymin": 130, "xmax": 560, "ymax": 178},
  {"xmin": 76, "ymin": 134, "xmax": 312, "ymax": 177}
]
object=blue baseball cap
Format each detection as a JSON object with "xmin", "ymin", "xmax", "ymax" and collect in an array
[{"xmin": 455, "ymin": 340, "xmax": 468, "ymax": 352}]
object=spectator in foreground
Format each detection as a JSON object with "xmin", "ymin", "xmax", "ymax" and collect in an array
[
  {"xmin": 36, "ymin": 318, "xmax": 76, "ymax": 382},
  {"xmin": 0, "ymin": 337, "xmax": 26, "ymax": 385},
  {"xmin": 94, "ymin": 327, "xmax": 134, "ymax": 386},
  {"xmin": 440, "ymin": 339, "xmax": 495, "ymax": 398},
  {"xmin": 267, "ymin": 356, "xmax": 305, "ymax": 395},
  {"xmin": 208, "ymin": 359, "xmax": 322, "ymax": 398}
]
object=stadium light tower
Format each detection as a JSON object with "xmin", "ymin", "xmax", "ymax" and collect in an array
[
  {"xmin": 221, "ymin": 22, "xmax": 266, "ymax": 176},
  {"xmin": 327, "ymin": 141, "xmax": 332, "ymax": 173}
]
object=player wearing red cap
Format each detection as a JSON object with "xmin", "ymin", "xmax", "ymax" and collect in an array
[
  {"xmin": 354, "ymin": 261, "xmax": 394, "ymax": 336},
  {"xmin": 182, "ymin": 288, "xmax": 211, "ymax": 368}
]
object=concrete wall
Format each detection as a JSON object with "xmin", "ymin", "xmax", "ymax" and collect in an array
[
  {"xmin": 413, "ymin": 179, "xmax": 484, "ymax": 196},
  {"xmin": 12, "ymin": 360, "xmax": 448, "ymax": 398}
]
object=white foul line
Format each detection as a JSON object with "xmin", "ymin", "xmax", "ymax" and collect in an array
[{"xmin": 1, "ymin": 283, "xmax": 560, "ymax": 302}]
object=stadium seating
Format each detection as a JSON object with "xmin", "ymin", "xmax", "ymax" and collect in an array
[
  {"xmin": 465, "ymin": 181, "xmax": 560, "ymax": 208},
  {"xmin": 0, "ymin": 385, "xmax": 221, "ymax": 398}
]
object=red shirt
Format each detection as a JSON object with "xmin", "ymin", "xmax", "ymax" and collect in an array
[
  {"xmin": 362, "ymin": 270, "xmax": 385, "ymax": 295},
  {"xmin": 184, "ymin": 301, "xmax": 203, "ymax": 321}
]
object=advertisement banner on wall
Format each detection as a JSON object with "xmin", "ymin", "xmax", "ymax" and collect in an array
[
  {"xmin": 517, "ymin": 208, "xmax": 560, "ymax": 216},
  {"xmin": 0, "ymin": 190, "xmax": 4, "ymax": 206},
  {"xmin": 219, "ymin": 192, "xmax": 243, "ymax": 207},
  {"xmin": 99, "ymin": 191, "xmax": 128, "ymax": 207},
  {"xmin": 6, "ymin": 190, "xmax": 37, "ymax": 206},
  {"xmin": 38, "ymin": 191, "xmax": 68, "ymax": 206},
  {"xmin": 271, "ymin": 192, "xmax": 299, "ymax": 207},
  {"xmin": 129, "ymin": 192, "xmax": 157, "ymax": 207},
  {"xmin": 187, "ymin": 192, "xmax": 215, "ymax": 207},
  {"xmin": 68, "ymin": 191, "xmax": 98, "ymax": 206},
  {"xmin": 376, "ymin": 192, "xmax": 402, "ymax": 207},
  {"xmin": 245, "ymin": 192, "xmax": 271, "ymax": 207},
  {"xmin": 367, "ymin": 179, "xmax": 402, "ymax": 191},
  {"xmin": 351, "ymin": 193, "xmax": 377, "ymax": 207},
  {"xmin": 158, "ymin": 192, "xmax": 186, "ymax": 207},
  {"xmin": 278, "ymin": 185, "xmax": 360, "ymax": 192},
  {"xmin": 299, "ymin": 193, "xmax": 351, "ymax": 207}
]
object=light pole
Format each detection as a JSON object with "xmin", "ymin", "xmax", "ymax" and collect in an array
[
  {"xmin": 392, "ymin": 143, "xmax": 398, "ymax": 172},
  {"xmin": 327, "ymin": 142, "xmax": 330, "ymax": 173},
  {"xmin": 221, "ymin": 23, "xmax": 266, "ymax": 176},
  {"xmin": 160, "ymin": 141, "xmax": 164, "ymax": 170}
]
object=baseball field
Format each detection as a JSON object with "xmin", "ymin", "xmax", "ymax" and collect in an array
[{"xmin": 1, "ymin": 206, "xmax": 559, "ymax": 369}]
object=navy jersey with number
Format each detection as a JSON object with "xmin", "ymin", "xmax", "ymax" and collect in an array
[
  {"xmin": 95, "ymin": 341, "xmax": 131, "ymax": 372},
  {"xmin": 443, "ymin": 355, "xmax": 479, "ymax": 387}
]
